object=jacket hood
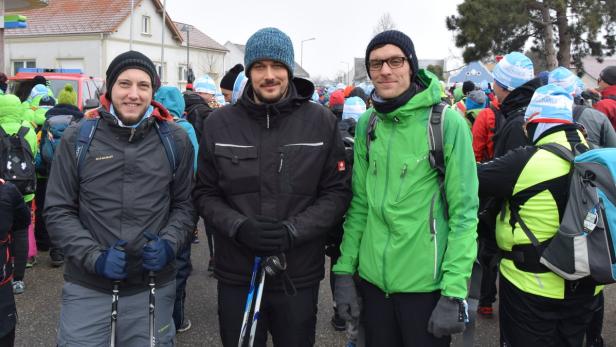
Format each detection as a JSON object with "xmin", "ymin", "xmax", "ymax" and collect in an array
[
  {"xmin": 237, "ymin": 77, "xmax": 315, "ymax": 126},
  {"xmin": 46, "ymin": 103, "xmax": 84, "ymax": 120},
  {"xmin": 601, "ymin": 84, "xmax": 616, "ymax": 98},
  {"xmin": 86, "ymin": 94, "xmax": 173, "ymax": 122},
  {"xmin": 500, "ymin": 77, "xmax": 543, "ymax": 117},
  {"xmin": 0, "ymin": 94, "xmax": 25, "ymax": 123},
  {"xmin": 155, "ymin": 86, "xmax": 185, "ymax": 118},
  {"xmin": 183, "ymin": 92, "xmax": 210, "ymax": 109},
  {"xmin": 377, "ymin": 69, "xmax": 442, "ymax": 120}
]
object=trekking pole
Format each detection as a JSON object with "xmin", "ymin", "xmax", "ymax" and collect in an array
[
  {"xmin": 248, "ymin": 267, "xmax": 266, "ymax": 347},
  {"xmin": 109, "ymin": 244, "xmax": 124, "ymax": 347},
  {"xmin": 110, "ymin": 280, "xmax": 120, "ymax": 347},
  {"xmin": 238, "ymin": 257, "xmax": 262, "ymax": 347},
  {"xmin": 148, "ymin": 271, "xmax": 156, "ymax": 347}
]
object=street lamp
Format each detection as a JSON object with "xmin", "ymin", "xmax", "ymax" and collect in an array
[
  {"xmin": 181, "ymin": 24, "xmax": 193, "ymax": 83},
  {"xmin": 300, "ymin": 37, "xmax": 316, "ymax": 68},
  {"xmin": 340, "ymin": 61, "xmax": 350, "ymax": 85}
]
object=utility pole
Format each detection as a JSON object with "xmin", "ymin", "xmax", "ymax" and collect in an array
[
  {"xmin": 300, "ymin": 37, "xmax": 315, "ymax": 69},
  {"xmin": 129, "ymin": 0, "xmax": 134, "ymax": 50},
  {"xmin": 160, "ymin": 0, "xmax": 166, "ymax": 82}
]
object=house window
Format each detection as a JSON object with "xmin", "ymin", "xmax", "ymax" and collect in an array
[
  {"xmin": 178, "ymin": 65, "xmax": 188, "ymax": 81},
  {"xmin": 142, "ymin": 15, "xmax": 151, "ymax": 35},
  {"xmin": 12, "ymin": 60, "xmax": 36, "ymax": 75}
]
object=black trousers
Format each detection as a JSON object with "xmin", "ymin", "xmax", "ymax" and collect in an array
[
  {"xmin": 499, "ymin": 275, "xmax": 601, "ymax": 347},
  {"xmin": 359, "ymin": 279, "xmax": 450, "ymax": 347},
  {"xmin": 0, "ymin": 328, "xmax": 14, "ymax": 347},
  {"xmin": 477, "ymin": 221, "xmax": 499, "ymax": 306},
  {"xmin": 34, "ymin": 178, "xmax": 49, "ymax": 251},
  {"xmin": 217, "ymin": 281, "xmax": 318, "ymax": 347}
]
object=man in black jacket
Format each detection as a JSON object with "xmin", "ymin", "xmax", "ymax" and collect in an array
[
  {"xmin": 193, "ymin": 27, "xmax": 352, "ymax": 347},
  {"xmin": 45, "ymin": 51, "xmax": 195, "ymax": 346}
]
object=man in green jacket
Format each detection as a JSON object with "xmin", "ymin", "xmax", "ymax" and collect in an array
[{"xmin": 332, "ymin": 30, "xmax": 479, "ymax": 346}]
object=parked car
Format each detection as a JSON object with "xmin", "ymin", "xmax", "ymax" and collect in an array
[{"xmin": 8, "ymin": 68, "xmax": 103, "ymax": 111}]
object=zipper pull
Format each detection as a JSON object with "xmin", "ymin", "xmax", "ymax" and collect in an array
[
  {"xmin": 129, "ymin": 128, "xmax": 136, "ymax": 142},
  {"xmin": 267, "ymin": 114, "xmax": 270, "ymax": 129},
  {"xmin": 372, "ymin": 160, "xmax": 377, "ymax": 175},
  {"xmin": 278, "ymin": 152, "xmax": 284, "ymax": 173},
  {"xmin": 400, "ymin": 163, "xmax": 407, "ymax": 178}
]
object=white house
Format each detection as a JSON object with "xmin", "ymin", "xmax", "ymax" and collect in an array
[{"xmin": 4, "ymin": 0, "xmax": 228, "ymax": 89}]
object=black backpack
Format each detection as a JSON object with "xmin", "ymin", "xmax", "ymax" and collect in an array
[
  {"xmin": 488, "ymin": 104, "xmax": 506, "ymax": 148},
  {"xmin": 0, "ymin": 125, "xmax": 36, "ymax": 195}
]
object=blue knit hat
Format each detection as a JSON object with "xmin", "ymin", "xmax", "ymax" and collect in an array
[
  {"xmin": 194, "ymin": 75, "xmax": 217, "ymax": 95},
  {"xmin": 492, "ymin": 52, "xmax": 534, "ymax": 91},
  {"xmin": 244, "ymin": 27, "xmax": 295, "ymax": 78},
  {"xmin": 342, "ymin": 96, "xmax": 367, "ymax": 121},
  {"xmin": 524, "ymin": 84, "xmax": 573, "ymax": 124},
  {"xmin": 548, "ymin": 67, "xmax": 577, "ymax": 96}
]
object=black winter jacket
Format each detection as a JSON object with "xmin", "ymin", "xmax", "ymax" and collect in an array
[
  {"xmin": 193, "ymin": 78, "xmax": 352, "ymax": 289},
  {"xmin": 183, "ymin": 92, "xmax": 213, "ymax": 142},
  {"xmin": 493, "ymin": 78, "xmax": 543, "ymax": 157},
  {"xmin": 45, "ymin": 103, "xmax": 85, "ymax": 120},
  {"xmin": 44, "ymin": 101, "xmax": 196, "ymax": 295}
]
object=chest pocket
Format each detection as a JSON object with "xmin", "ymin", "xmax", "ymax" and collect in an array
[
  {"xmin": 279, "ymin": 142, "xmax": 325, "ymax": 195},
  {"xmin": 214, "ymin": 144, "xmax": 259, "ymax": 195}
]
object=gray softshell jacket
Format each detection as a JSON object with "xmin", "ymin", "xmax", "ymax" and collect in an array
[{"xmin": 44, "ymin": 103, "xmax": 195, "ymax": 295}]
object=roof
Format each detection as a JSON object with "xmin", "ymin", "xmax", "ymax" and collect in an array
[
  {"xmin": 581, "ymin": 56, "xmax": 616, "ymax": 80},
  {"xmin": 5, "ymin": 0, "xmax": 182, "ymax": 40},
  {"xmin": 225, "ymin": 42, "xmax": 246, "ymax": 54},
  {"xmin": 174, "ymin": 22, "xmax": 228, "ymax": 52}
]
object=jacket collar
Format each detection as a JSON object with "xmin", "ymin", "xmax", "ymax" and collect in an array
[{"xmin": 601, "ymin": 84, "xmax": 616, "ymax": 99}]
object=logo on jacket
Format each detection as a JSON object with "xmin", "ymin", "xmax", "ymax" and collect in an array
[
  {"xmin": 337, "ymin": 160, "xmax": 346, "ymax": 172},
  {"xmin": 95, "ymin": 155, "xmax": 114, "ymax": 161}
]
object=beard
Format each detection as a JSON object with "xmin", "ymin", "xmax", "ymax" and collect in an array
[{"xmin": 253, "ymin": 84, "xmax": 289, "ymax": 104}]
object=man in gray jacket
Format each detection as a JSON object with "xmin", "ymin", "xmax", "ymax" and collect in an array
[{"xmin": 45, "ymin": 51, "xmax": 195, "ymax": 346}]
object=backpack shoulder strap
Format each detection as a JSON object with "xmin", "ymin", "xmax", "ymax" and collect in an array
[
  {"xmin": 0, "ymin": 125, "xmax": 7, "ymax": 138},
  {"xmin": 539, "ymin": 143, "xmax": 575, "ymax": 163},
  {"xmin": 75, "ymin": 118, "xmax": 100, "ymax": 175},
  {"xmin": 572, "ymin": 105, "xmax": 587, "ymax": 122},
  {"xmin": 428, "ymin": 102, "xmax": 449, "ymax": 222},
  {"xmin": 154, "ymin": 119, "xmax": 180, "ymax": 174},
  {"xmin": 365, "ymin": 110, "xmax": 378, "ymax": 162}
]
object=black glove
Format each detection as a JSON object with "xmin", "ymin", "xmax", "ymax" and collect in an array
[
  {"xmin": 333, "ymin": 274, "xmax": 360, "ymax": 322},
  {"xmin": 236, "ymin": 216, "xmax": 289, "ymax": 256},
  {"xmin": 427, "ymin": 296, "xmax": 467, "ymax": 338}
]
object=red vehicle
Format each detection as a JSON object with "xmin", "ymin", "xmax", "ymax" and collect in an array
[{"xmin": 8, "ymin": 68, "xmax": 103, "ymax": 111}]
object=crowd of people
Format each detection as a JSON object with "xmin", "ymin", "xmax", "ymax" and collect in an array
[{"xmin": 1, "ymin": 25, "xmax": 616, "ymax": 347}]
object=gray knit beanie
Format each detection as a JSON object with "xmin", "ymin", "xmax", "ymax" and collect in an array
[{"xmin": 244, "ymin": 27, "xmax": 295, "ymax": 78}]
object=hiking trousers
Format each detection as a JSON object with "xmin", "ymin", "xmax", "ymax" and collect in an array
[
  {"xmin": 359, "ymin": 279, "xmax": 450, "ymax": 347},
  {"xmin": 57, "ymin": 280, "xmax": 176, "ymax": 347},
  {"xmin": 218, "ymin": 281, "xmax": 318, "ymax": 347},
  {"xmin": 499, "ymin": 275, "xmax": 601, "ymax": 347}
]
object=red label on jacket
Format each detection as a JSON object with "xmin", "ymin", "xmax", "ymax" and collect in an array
[{"xmin": 337, "ymin": 160, "xmax": 346, "ymax": 172}]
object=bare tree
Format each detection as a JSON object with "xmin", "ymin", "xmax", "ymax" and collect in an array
[{"xmin": 373, "ymin": 13, "xmax": 397, "ymax": 36}]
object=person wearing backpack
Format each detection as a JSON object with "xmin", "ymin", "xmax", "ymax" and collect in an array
[
  {"xmin": 183, "ymin": 75, "xmax": 218, "ymax": 143},
  {"xmin": 332, "ymin": 30, "xmax": 478, "ymax": 346},
  {"xmin": 477, "ymin": 84, "xmax": 603, "ymax": 346},
  {"xmin": 34, "ymin": 83, "xmax": 84, "ymax": 267},
  {"xmin": 44, "ymin": 50, "xmax": 195, "ymax": 346},
  {"xmin": 549, "ymin": 67, "xmax": 616, "ymax": 149},
  {"xmin": 0, "ymin": 93, "xmax": 38, "ymax": 294},
  {"xmin": 154, "ymin": 85, "xmax": 198, "ymax": 334},
  {"xmin": 0, "ymin": 179, "xmax": 30, "ymax": 347}
]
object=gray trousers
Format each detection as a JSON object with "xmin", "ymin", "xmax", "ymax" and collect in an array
[{"xmin": 57, "ymin": 280, "xmax": 176, "ymax": 347}]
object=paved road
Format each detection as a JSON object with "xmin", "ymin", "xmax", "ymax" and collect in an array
[{"xmin": 13, "ymin": 225, "xmax": 616, "ymax": 346}]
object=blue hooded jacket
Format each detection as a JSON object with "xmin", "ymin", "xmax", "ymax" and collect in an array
[{"xmin": 155, "ymin": 86, "xmax": 198, "ymax": 172}]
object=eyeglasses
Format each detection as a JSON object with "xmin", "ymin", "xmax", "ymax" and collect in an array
[{"xmin": 368, "ymin": 57, "xmax": 407, "ymax": 71}]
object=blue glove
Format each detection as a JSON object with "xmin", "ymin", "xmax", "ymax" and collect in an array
[
  {"xmin": 95, "ymin": 240, "xmax": 128, "ymax": 280},
  {"xmin": 143, "ymin": 231, "xmax": 175, "ymax": 272}
]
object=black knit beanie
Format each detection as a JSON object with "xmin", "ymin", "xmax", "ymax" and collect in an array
[
  {"xmin": 600, "ymin": 66, "xmax": 616, "ymax": 86},
  {"xmin": 105, "ymin": 50, "xmax": 160, "ymax": 99},
  {"xmin": 220, "ymin": 64, "xmax": 244, "ymax": 91},
  {"xmin": 365, "ymin": 30, "xmax": 419, "ymax": 81},
  {"xmin": 462, "ymin": 80, "xmax": 476, "ymax": 95}
]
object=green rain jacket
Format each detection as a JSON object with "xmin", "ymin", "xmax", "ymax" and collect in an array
[
  {"xmin": 333, "ymin": 70, "xmax": 479, "ymax": 299},
  {"xmin": 0, "ymin": 94, "xmax": 38, "ymax": 202}
]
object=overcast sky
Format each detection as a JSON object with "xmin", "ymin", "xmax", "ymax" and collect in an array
[{"xmin": 165, "ymin": 0, "xmax": 464, "ymax": 80}]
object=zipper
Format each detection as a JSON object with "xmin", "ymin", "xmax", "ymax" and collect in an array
[
  {"xmin": 380, "ymin": 117, "xmax": 399, "ymax": 295},
  {"xmin": 215, "ymin": 143, "xmax": 255, "ymax": 148},
  {"xmin": 278, "ymin": 152, "xmax": 284, "ymax": 173},
  {"xmin": 395, "ymin": 163, "xmax": 408, "ymax": 201},
  {"xmin": 128, "ymin": 128, "xmax": 136, "ymax": 142}
]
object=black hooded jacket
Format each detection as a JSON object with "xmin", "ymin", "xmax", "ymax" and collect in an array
[
  {"xmin": 193, "ymin": 78, "xmax": 352, "ymax": 289},
  {"xmin": 183, "ymin": 92, "xmax": 213, "ymax": 142},
  {"xmin": 493, "ymin": 77, "xmax": 543, "ymax": 157}
]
